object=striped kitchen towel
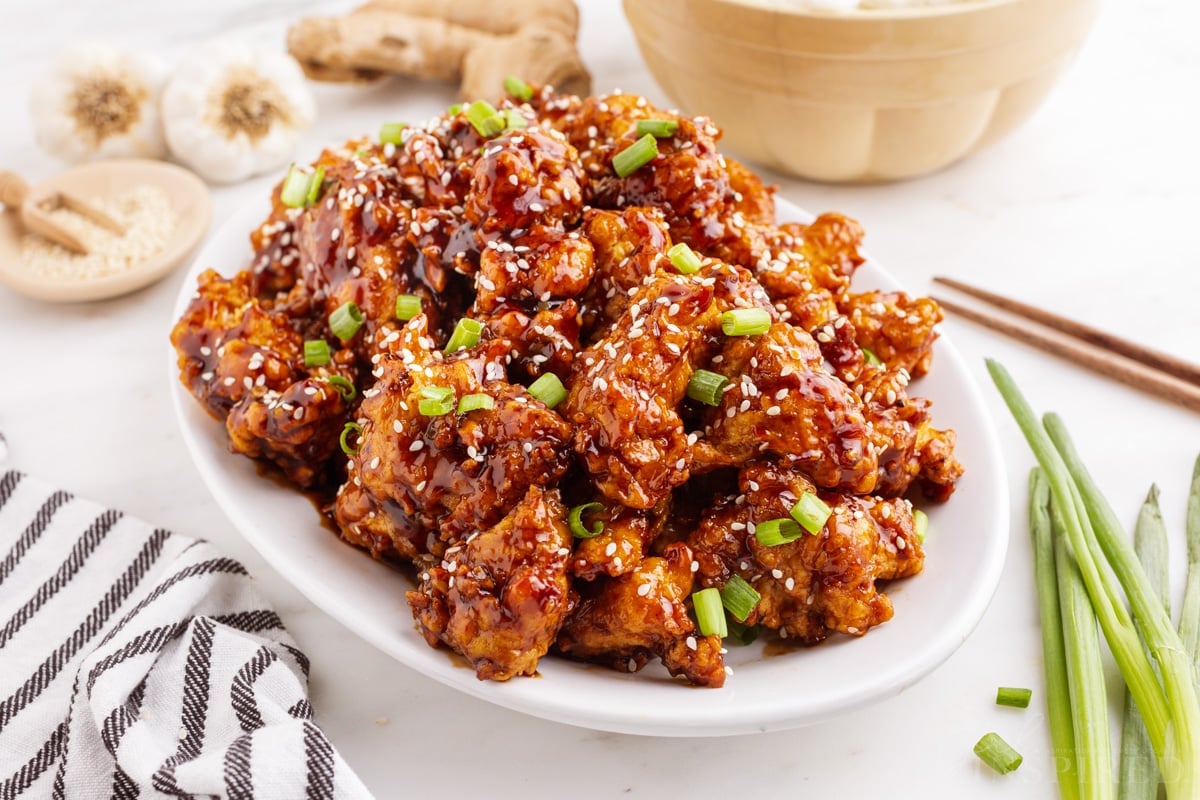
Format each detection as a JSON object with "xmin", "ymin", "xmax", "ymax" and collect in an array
[{"xmin": 0, "ymin": 469, "xmax": 372, "ymax": 799}]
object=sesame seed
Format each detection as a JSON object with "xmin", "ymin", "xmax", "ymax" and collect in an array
[
  {"xmin": 637, "ymin": 582, "xmax": 652, "ymax": 597},
  {"xmin": 686, "ymin": 636, "xmax": 698, "ymax": 652},
  {"xmin": 604, "ymin": 542, "xmax": 617, "ymax": 557},
  {"xmin": 409, "ymin": 440, "xmax": 424, "ymax": 452},
  {"xmin": 771, "ymin": 569, "xmax": 783, "ymax": 579},
  {"xmin": 847, "ymin": 626, "xmax": 859, "ymax": 634}
]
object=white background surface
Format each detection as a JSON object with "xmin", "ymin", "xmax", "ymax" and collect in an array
[{"xmin": 1, "ymin": 0, "xmax": 1198, "ymax": 797}]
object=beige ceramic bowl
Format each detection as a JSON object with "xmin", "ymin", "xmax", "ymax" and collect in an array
[{"xmin": 624, "ymin": 0, "xmax": 1098, "ymax": 182}]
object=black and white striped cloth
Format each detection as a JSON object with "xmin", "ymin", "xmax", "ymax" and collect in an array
[{"xmin": 0, "ymin": 469, "xmax": 372, "ymax": 799}]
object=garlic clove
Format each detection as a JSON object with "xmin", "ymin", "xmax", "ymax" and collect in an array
[
  {"xmin": 30, "ymin": 44, "xmax": 168, "ymax": 164},
  {"xmin": 161, "ymin": 41, "xmax": 316, "ymax": 184}
]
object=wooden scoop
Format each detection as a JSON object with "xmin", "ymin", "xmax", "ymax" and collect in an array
[{"xmin": 0, "ymin": 171, "xmax": 126, "ymax": 254}]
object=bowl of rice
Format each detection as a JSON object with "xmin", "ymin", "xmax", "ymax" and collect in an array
[{"xmin": 623, "ymin": 0, "xmax": 1098, "ymax": 182}]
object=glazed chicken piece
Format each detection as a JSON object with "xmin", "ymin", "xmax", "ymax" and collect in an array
[
  {"xmin": 578, "ymin": 206, "xmax": 671, "ymax": 338},
  {"xmin": 571, "ymin": 500, "xmax": 670, "ymax": 580},
  {"xmin": 334, "ymin": 315, "xmax": 573, "ymax": 559},
  {"xmin": 689, "ymin": 461, "xmax": 923, "ymax": 643},
  {"xmin": 171, "ymin": 268, "xmax": 352, "ymax": 487},
  {"xmin": 557, "ymin": 542, "xmax": 726, "ymax": 687},
  {"xmin": 842, "ymin": 290, "xmax": 943, "ymax": 378},
  {"xmin": 408, "ymin": 486, "xmax": 574, "ymax": 681},
  {"xmin": 700, "ymin": 322, "xmax": 878, "ymax": 494}
]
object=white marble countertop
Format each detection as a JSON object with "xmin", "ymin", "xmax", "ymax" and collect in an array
[{"xmin": 2, "ymin": 0, "xmax": 1199, "ymax": 796}]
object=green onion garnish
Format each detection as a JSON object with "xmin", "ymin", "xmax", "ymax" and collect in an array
[
  {"xmin": 304, "ymin": 339, "xmax": 331, "ymax": 367},
  {"xmin": 379, "ymin": 121, "xmax": 407, "ymax": 144},
  {"xmin": 692, "ymin": 587, "xmax": 727, "ymax": 638},
  {"xmin": 527, "ymin": 373, "xmax": 567, "ymax": 409},
  {"xmin": 444, "ymin": 317, "xmax": 483, "ymax": 354},
  {"xmin": 457, "ymin": 393, "xmax": 495, "ymax": 414},
  {"xmin": 635, "ymin": 119, "xmax": 678, "ymax": 138},
  {"xmin": 754, "ymin": 518, "xmax": 803, "ymax": 547},
  {"xmin": 719, "ymin": 575, "xmax": 760, "ymax": 622},
  {"xmin": 973, "ymin": 732, "xmax": 1023, "ymax": 775},
  {"xmin": 568, "ymin": 502, "xmax": 604, "ymax": 538},
  {"xmin": 280, "ymin": 165, "xmax": 316, "ymax": 208},
  {"xmin": 686, "ymin": 369, "xmax": 729, "ymax": 406},
  {"xmin": 503, "ymin": 75, "xmax": 533, "ymax": 101},
  {"xmin": 395, "ymin": 294, "xmax": 422, "ymax": 321},
  {"xmin": 305, "ymin": 166, "xmax": 325, "ymax": 206},
  {"xmin": 466, "ymin": 100, "xmax": 505, "ymax": 138},
  {"xmin": 913, "ymin": 508, "xmax": 929, "ymax": 542},
  {"xmin": 329, "ymin": 301, "xmax": 364, "ymax": 342},
  {"xmin": 418, "ymin": 386, "xmax": 455, "ymax": 416},
  {"xmin": 326, "ymin": 375, "xmax": 356, "ymax": 401},
  {"xmin": 996, "ymin": 687, "xmax": 1033, "ymax": 708},
  {"xmin": 447, "ymin": 102, "xmax": 464, "ymax": 116},
  {"xmin": 861, "ymin": 347, "xmax": 882, "ymax": 366},
  {"xmin": 667, "ymin": 242, "xmax": 702, "ymax": 275},
  {"xmin": 720, "ymin": 308, "xmax": 771, "ymax": 337},
  {"xmin": 502, "ymin": 109, "xmax": 527, "ymax": 131},
  {"xmin": 789, "ymin": 492, "xmax": 831, "ymax": 535},
  {"xmin": 613, "ymin": 133, "xmax": 659, "ymax": 178},
  {"xmin": 339, "ymin": 422, "xmax": 362, "ymax": 455},
  {"xmin": 726, "ymin": 619, "xmax": 758, "ymax": 646}
]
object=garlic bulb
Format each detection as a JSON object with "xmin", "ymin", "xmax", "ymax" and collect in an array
[
  {"xmin": 161, "ymin": 42, "xmax": 316, "ymax": 184},
  {"xmin": 30, "ymin": 44, "xmax": 168, "ymax": 163}
]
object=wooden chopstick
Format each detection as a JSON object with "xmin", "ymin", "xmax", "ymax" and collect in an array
[
  {"xmin": 933, "ymin": 276, "xmax": 1200, "ymax": 387},
  {"xmin": 931, "ymin": 293, "xmax": 1200, "ymax": 413}
]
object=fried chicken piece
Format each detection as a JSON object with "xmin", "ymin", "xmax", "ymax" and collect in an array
[
  {"xmin": 171, "ymin": 268, "xmax": 355, "ymax": 487},
  {"xmin": 333, "ymin": 315, "xmax": 573, "ymax": 558},
  {"xmin": 579, "ymin": 206, "xmax": 671, "ymax": 337},
  {"xmin": 701, "ymin": 322, "xmax": 878, "ymax": 493},
  {"xmin": 557, "ymin": 542, "xmax": 725, "ymax": 687},
  {"xmin": 484, "ymin": 301, "xmax": 581, "ymax": 379},
  {"xmin": 464, "ymin": 127, "xmax": 585, "ymax": 235},
  {"xmin": 842, "ymin": 290, "xmax": 943, "ymax": 378},
  {"xmin": 572, "ymin": 500, "xmax": 670, "ymax": 580},
  {"xmin": 408, "ymin": 486, "xmax": 574, "ymax": 681},
  {"xmin": 726, "ymin": 157, "xmax": 776, "ymax": 226},
  {"xmin": 689, "ymin": 461, "xmax": 923, "ymax": 643}
]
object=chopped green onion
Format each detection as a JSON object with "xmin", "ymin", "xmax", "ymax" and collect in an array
[
  {"xmin": 789, "ymin": 492, "xmax": 831, "ymax": 535},
  {"xmin": 913, "ymin": 508, "xmax": 929, "ymax": 542},
  {"xmin": 326, "ymin": 375, "xmax": 356, "ymax": 401},
  {"xmin": 568, "ymin": 502, "xmax": 604, "ymax": 538},
  {"xmin": 280, "ymin": 165, "xmax": 316, "ymax": 208},
  {"xmin": 726, "ymin": 619, "xmax": 758, "ymax": 646},
  {"xmin": 466, "ymin": 100, "xmax": 505, "ymax": 138},
  {"xmin": 503, "ymin": 75, "xmax": 533, "ymax": 101},
  {"xmin": 329, "ymin": 301, "xmax": 364, "ymax": 342},
  {"xmin": 395, "ymin": 294, "xmax": 422, "ymax": 321},
  {"xmin": 339, "ymin": 422, "xmax": 362, "ymax": 455},
  {"xmin": 502, "ymin": 109, "xmax": 527, "ymax": 131},
  {"xmin": 686, "ymin": 369, "xmax": 729, "ymax": 406},
  {"xmin": 305, "ymin": 166, "xmax": 325, "ymax": 206},
  {"xmin": 754, "ymin": 518, "xmax": 803, "ymax": 547},
  {"xmin": 527, "ymin": 373, "xmax": 566, "ymax": 409},
  {"xmin": 719, "ymin": 575, "xmax": 760, "ymax": 622},
  {"xmin": 1181, "ymin": 455, "xmax": 1200, "ymax": 690},
  {"xmin": 304, "ymin": 339, "xmax": 331, "ymax": 367},
  {"xmin": 1118, "ymin": 483, "xmax": 1170, "ymax": 800},
  {"xmin": 379, "ymin": 121, "xmax": 407, "ymax": 144},
  {"xmin": 862, "ymin": 347, "xmax": 882, "ymax": 366},
  {"xmin": 636, "ymin": 119, "xmax": 679, "ymax": 138},
  {"xmin": 720, "ymin": 308, "xmax": 771, "ymax": 336},
  {"xmin": 974, "ymin": 732, "xmax": 1023, "ymax": 775},
  {"xmin": 692, "ymin": 587, "xmax": 727, "ymax": 638},
  {"xmin": 418, "ymin": 385, "xmax": 455, "ymax": 416},
  {"xmin": 667, "ymin": 242, "xmax": 702, "ymax": 274},
  {"xmin": 444, "ymin": 317, "xmax": 483, "ymax": 353},
  {"xmin": 1028, "ymin": 469, "xmax": 1079, "ymax": 800},
  {"xmin": 996, "ymin": 687, "xmax": 1033, "ymax": 708},
  {"xmin": 613, "ymin": 133, "xmax": 659, "ymax": 178},
  {"xmin": 447, "ymin": 102, "xmax": 464, "ymax": 116},
  {"xmin": 457, "ymin": 393, "xmax": 495, "ymax": 414}
]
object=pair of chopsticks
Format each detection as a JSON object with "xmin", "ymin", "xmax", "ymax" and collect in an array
[{"xmin": 931, "ymin": 276, "xmax": 1200, "ymax": 413}]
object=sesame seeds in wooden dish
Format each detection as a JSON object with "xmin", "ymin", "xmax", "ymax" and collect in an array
[{"xmin": 0, "ymin": 158, "xmax": 211, "ymax": 302}]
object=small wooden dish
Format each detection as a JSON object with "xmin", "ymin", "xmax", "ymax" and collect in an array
[{"xmin": 0, "ymin": 159, "xmax": 211, "ymax": 303}]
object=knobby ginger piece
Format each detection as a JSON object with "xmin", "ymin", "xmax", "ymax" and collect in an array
[{"xmin": 286, "ymin": 0, "xmax": 591, "ymax": 100}]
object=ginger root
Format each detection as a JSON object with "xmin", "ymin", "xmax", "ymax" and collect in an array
[{"xmin": 286, "ymin": 0, "xmax": 591, "ymax": 100}]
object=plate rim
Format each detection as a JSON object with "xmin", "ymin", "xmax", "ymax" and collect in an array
[{"xmin": 169, "ymin": 194, "xmax": 1010, "ymax": 737}]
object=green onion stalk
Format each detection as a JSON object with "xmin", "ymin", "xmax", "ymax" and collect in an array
[{"xmin": 989, "ymin": 360, "xmax": 1200, "ymax": 799}]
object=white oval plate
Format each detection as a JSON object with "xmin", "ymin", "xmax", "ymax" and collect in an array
[{"xmin": 169, "ymin": 196, "xmax": 1009, "ymax": 737}]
